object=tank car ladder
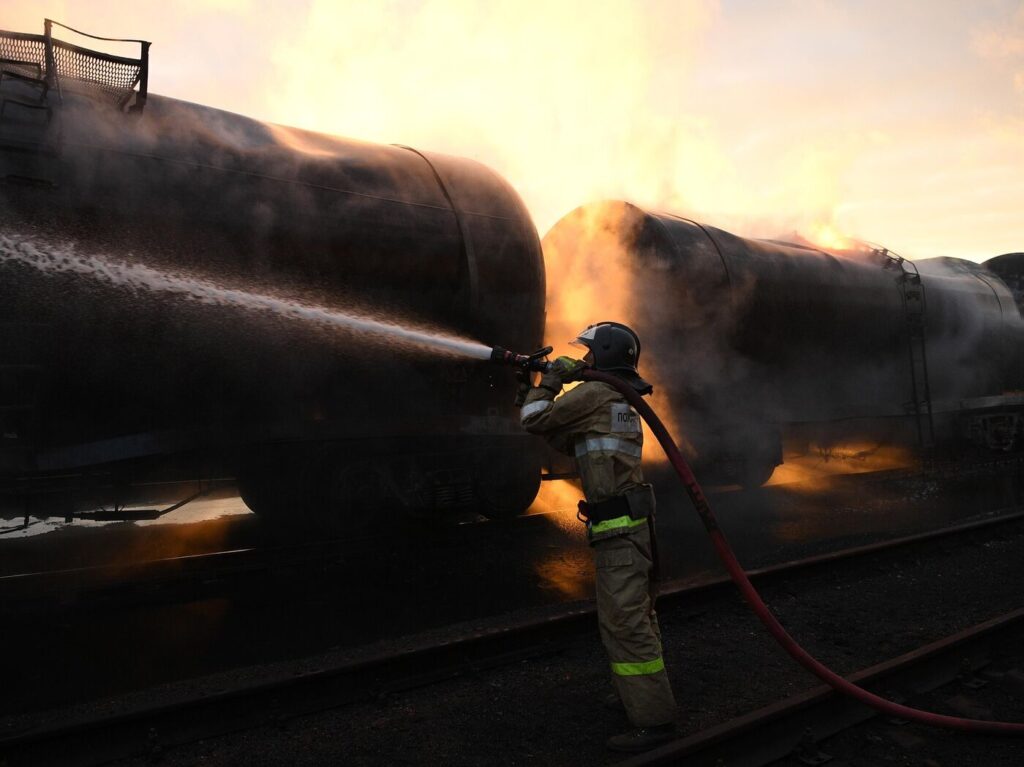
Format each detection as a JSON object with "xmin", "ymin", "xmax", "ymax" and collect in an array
[
  {"xmin": 880, "ymin": 249, "xmax": 935, "ymax": 448},
  {"xmin": 0, "ymin": 52, "xmax": 61, "ymax": 185}
]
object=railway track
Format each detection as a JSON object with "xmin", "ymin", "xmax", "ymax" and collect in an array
[
  {"xmin": 2, "ymin": 509, "xmax": 1021, "ymax": 767},
  {"xmin": 618, "ymin": 609, "xmax": 1024, "ymax": 766}
]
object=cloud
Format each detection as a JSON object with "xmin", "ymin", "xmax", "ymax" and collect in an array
[
  {"xmin": 973, "ymin": 5, "xmax": 1024, "ymax": 59},
  {"xmin": 972, "ymin": 4, "xmax": 1024, "ymax": 95}
]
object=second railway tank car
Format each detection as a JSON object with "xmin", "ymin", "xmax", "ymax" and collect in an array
[
  {"xmin": 543, "ymin": 200, "xmax": 1024, "ymax": 485},
  {"xmin": 0, "ymin": 21, "xmax": 545, "ymax": 525}
]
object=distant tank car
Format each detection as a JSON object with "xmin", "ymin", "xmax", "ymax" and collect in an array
[
  {"xmin": 0, "ymin": 20, "xmax": 545, "ymax": 525},
  {"xmin": 543, "ymin": 201, "xmax": 1024, "ymax": 486}
]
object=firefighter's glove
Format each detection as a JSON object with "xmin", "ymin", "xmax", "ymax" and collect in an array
[
  {"xmin": 553, "ymin": 356, "xmax": 586, "ymax": 381},
  {"xmin": 540, "ymin": 356, "xmax": 585, "ymax": 392}
]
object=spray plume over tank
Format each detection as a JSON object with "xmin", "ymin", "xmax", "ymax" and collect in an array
[{"xmin": 0, "ymin": 233, "xmax": 493, "ymax": 361}]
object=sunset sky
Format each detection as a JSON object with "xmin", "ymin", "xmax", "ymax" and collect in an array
[{"xmin": 6, "ymin": 1, "xmax": 1023, "ymax": 261}]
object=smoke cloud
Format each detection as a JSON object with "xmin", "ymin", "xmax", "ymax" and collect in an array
[
  {"xmin": 268, "ymin": 0, "xmax": 721, "ymax": 236},
  {"xmin": 6, "ymin": 2, "xmax": 1023, "ymax": 258}
]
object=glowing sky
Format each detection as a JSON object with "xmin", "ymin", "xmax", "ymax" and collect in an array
[{"xmin": 5, "ymin": 1, "xmax": 1023, "ymax": 261}]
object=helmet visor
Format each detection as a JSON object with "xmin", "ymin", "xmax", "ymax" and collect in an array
[{"xmin": 570, "ymin": 325, "xmax": 598, "ymax": 350}]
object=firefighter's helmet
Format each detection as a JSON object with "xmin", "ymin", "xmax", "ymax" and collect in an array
[{"xmin": 570, "ymin": 322, "xmax": 653, "ymax": 395}]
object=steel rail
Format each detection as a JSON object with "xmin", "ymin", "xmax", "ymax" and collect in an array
[
  {"xmin": 617, "ymin": 608, "xmax": 1024, "ymax": 766},
  {"xmin": 0, "ymin": 511, "xmax": 1021, "ymax": 766},
  {"xmin": 672, "ymin": 507, "xmax": 1024, "ymax": 595}
]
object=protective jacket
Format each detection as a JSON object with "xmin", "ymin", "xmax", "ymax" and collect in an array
[
  {"xmin": 520, "ymin": 374, "xmax": 677, "ymax": 728},
  {"xmin": 520, "ymin": 379, "xmax": 654, "ymax": 542}
]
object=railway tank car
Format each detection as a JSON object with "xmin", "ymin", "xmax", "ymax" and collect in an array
[
  {"xmin": 543, "ymin": 200, "xmax": 1024, "ymax": 486},
  {"xmin": 0, "ymin": 21, "xmax": 546, "ymax": 525}
]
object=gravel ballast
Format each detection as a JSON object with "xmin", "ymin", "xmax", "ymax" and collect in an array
[{"xmin": 89, "ymin": 515, "xmax": 1024, "ymax": 766}]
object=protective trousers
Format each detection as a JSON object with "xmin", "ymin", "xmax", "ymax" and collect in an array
[{"xmin": 594, "ymin": 521, "xmax": 677, "ymax": 727}]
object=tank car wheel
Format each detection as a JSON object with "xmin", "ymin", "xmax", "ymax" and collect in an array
[
  {"xmin": 237, "ymin": 478, "xmax": 266, "ymax": 516},
  {"xmin": 238, "ymin": 449, "xmax": 331, "ymax": 529},
  {"xmin": 737, "ymin": 458, "xmax": 777, "ymax": 489},
  {"xmin": 736, "ymin": 430, "xmax": 782, "ymax": 488},
  {"xmin": 474, "ymin": 445, "xmax": 543, "ymax": 520}
]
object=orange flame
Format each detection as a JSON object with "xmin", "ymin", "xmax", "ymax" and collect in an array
[
  {"xmin": 540, "ymin": 203, "xmax": 692, "ymax": 463},
  {"xmin": 805, "ymin": 220, "xmax": 858, "ymax": 251},
  {"xmin": 767, "ymin": 440, "xmax": 915, "ymax": 493}
]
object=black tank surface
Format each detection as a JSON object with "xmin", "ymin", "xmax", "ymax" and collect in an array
[
  {"xmin": 0, "ymin": 22, "xmax": 545, "ymax": 525},
  {"xmin": 543, "ymin": 200, "xmax": 1024, "ymax": 485}
]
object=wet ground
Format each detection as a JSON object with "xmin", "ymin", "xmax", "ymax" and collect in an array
[{"xmin": 1, "ymin": 452, "xmax": 1020, "ymax": 718}]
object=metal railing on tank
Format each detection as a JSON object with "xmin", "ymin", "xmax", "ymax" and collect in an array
[{"xmin": 0, "ymin": 18, "xmax": 150, "ymax": 114}]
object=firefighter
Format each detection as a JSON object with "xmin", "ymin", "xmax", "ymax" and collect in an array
[{"xmin": 519, "ymin": 322, "xmax": 677, "ymax": 753}]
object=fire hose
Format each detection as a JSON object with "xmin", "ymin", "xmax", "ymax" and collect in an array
[{"xmin": 491, "ymin": 347, "xmax": 1024, "ymax": 735}]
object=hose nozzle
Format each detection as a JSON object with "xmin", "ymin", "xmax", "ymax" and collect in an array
[{"xmin": 489, "ymin": 345, "xmax": 554, "ymax": 373}]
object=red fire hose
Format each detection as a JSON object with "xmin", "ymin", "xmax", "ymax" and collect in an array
[{"xmin": 582, "ymin": 368, "xmax": 1024, "ymax": 735}]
